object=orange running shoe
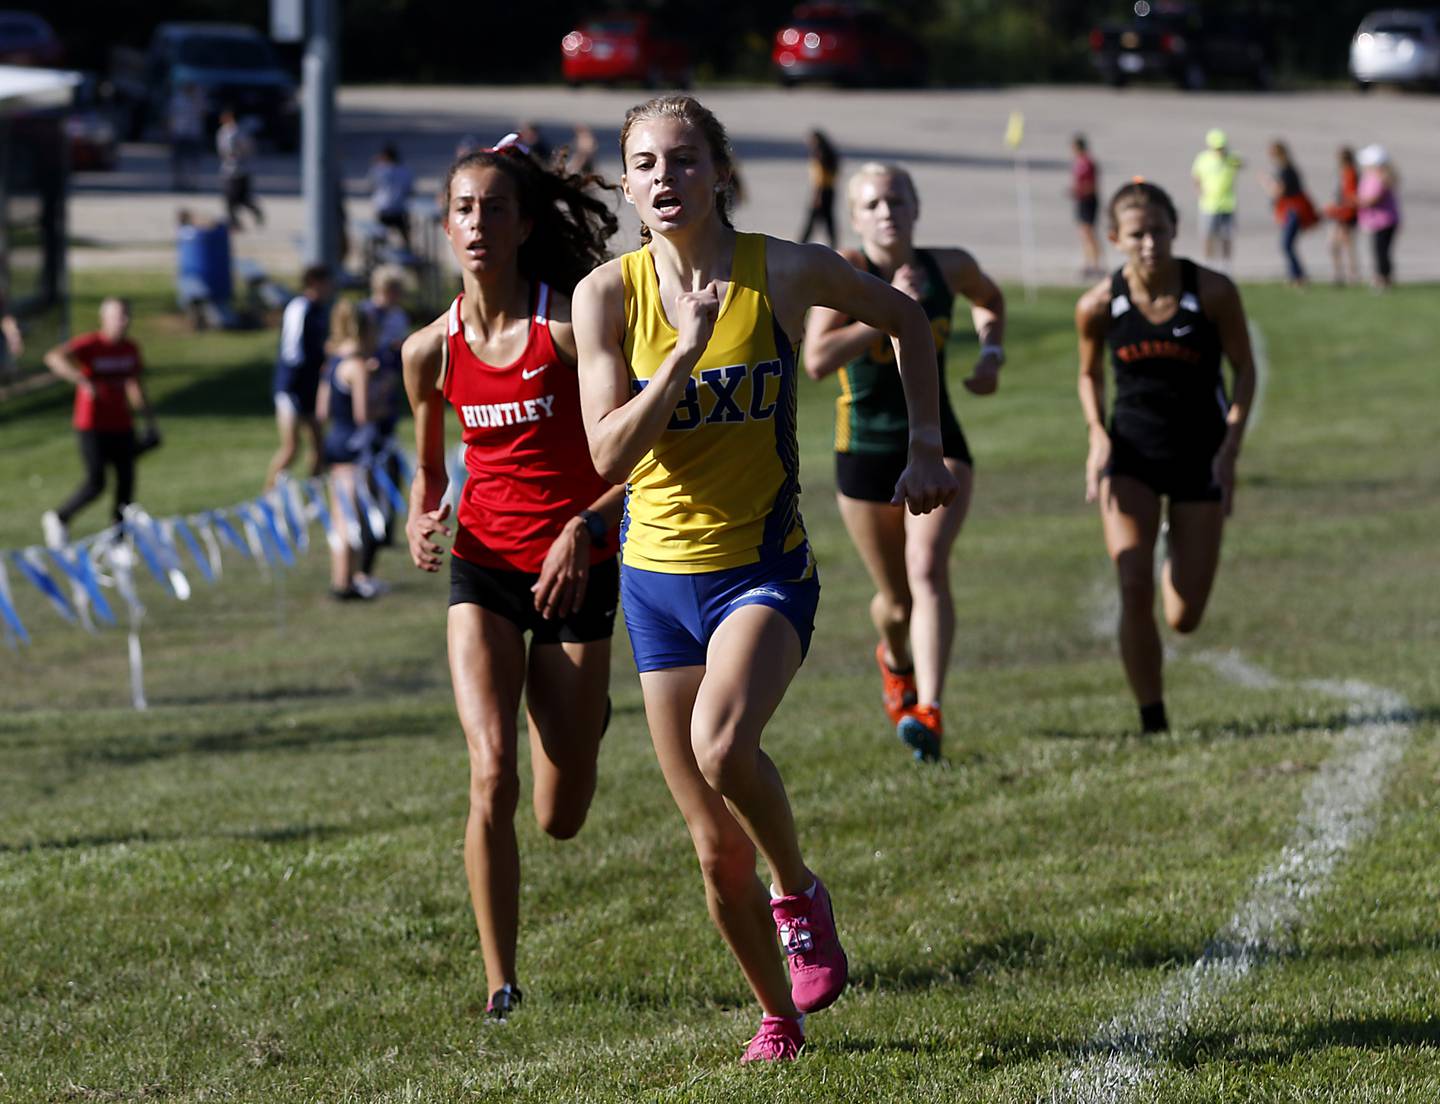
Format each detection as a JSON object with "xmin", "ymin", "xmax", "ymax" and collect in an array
[
  {"xmin": 875, "ymin": 643, "xmax": 917, "ymax": 726},
  {"xmin": 897, "ymin": 704, "xmax": 943, "ymax": 763}
]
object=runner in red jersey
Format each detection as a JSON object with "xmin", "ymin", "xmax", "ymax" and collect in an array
[
  {"xmin": 401, "ymin": 136, "xmax": 622, "ymax": 1023},
  {"xmin": 41, "ymin": 297, "xmax": 161, "ymax": 547},
  {"xmin": 441, "ymin": 280, "xmax": 611, "ymax": 573}
]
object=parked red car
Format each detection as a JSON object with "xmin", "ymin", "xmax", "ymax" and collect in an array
[
  {"xmin": 561, "ymin": 14, "xmax": 691, "ymax": 87},
  {"xmin": 773, "ymin": 4, "xmax": 925, "ymax": 87}
]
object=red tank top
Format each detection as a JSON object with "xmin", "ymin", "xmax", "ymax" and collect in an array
[{"xmin": 441, "ymin": 284, "xmax": 612, "ymax": 573}]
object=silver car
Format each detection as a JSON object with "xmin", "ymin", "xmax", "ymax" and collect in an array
[{"xmin": 1350, "ymin": 8, "xmax": 1440, "ymax": 88}]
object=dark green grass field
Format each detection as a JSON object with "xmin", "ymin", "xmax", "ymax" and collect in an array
[{"xmin": 2, "ymin": 272, "xmax": 1437, "ymax": 1102}]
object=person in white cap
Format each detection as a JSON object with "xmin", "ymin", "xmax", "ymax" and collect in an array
[{"xmin": 1355, "ymin": 144, "xmax": 1401, "ymax": 290}]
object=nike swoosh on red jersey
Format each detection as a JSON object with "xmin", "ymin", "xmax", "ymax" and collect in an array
[{"xmin": 522, "ymin": 365, "xmax": 546, "ymax": 380}]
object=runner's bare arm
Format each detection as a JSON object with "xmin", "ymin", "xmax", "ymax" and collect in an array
[
  {"xmin": 315, "ymin": 376, "xmax": 331, "ymax": 424},
  {"xmin": 349, "ymin": 358, "xmax": 369, "ymax": 426},
  {"xmin": 772, "ymin": 238, "xmax": 941, "ymax": 432},
  {"xmin": 1200, "ymin": 269, "xmax": 1255, "ymax": 457},
  {"xmin": 43, "ymin": 341, "xmax": 89, "ymax": 393},
  {"xmin": 547, "ymin": 289, "xmax": 579, "ymax": 366},
  {"xmin": 801, "ymin": 249, "xmax": 884, "ymax": 380},
  {"xmin": 1075, "ymin": 280, "xmax": 1111, "ymax": 502},
  {"xmin": 1200, "ymin": 269, "xmax": 1255, "ymax": 516},
  {"xmin": 574, "ymin": 259, "xmax": 717, "ymax": 483},
  {"xmin": 936, "ymin": 247, "xmax": 1006, "ymax": 394},
  {"xmin": 401, "ymin": 319, "xmax": 450, "ymax": 570},
  {"xmin": 770, "ymin": 236, "xmax": 956, "ymax": 513}
]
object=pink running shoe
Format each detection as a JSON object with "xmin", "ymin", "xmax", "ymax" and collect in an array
[
  {"xmin": 770, "ymin": 877, "xmax": 849, "ymax": 1013},
  {"xmin": 740, "ymin": 1014, "xmax": 805, "ymax": 1064}
]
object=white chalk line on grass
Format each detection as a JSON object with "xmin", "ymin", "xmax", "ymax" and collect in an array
[
  {"xmin": 1057, "ymin": 580, "xmax": 1415, "ymax": 1103},
  {"xmin": 1048, "ymin": 671, "xmax": 1412, "ymax": 1103}
]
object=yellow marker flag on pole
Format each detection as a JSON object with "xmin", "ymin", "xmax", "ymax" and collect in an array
[
  {"xmin": 1004, "ymin": 110, "xmax": 1025, "ymax": 149},
  {"xmin": 1004, "ymin": 110, "xmax": 1035, "ymax": 300}
]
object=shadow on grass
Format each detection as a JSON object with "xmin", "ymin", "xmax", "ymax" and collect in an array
[
  {"xmin": 852, "ymin": 931, "xmax": 1051, "ymax": 994},
  {"xmin": 0, "ymin": 372, "xmax": 71, "ymax": 426},
  {"xmin": 852, "ymin": 923, "xmax": 1440, "ymax": 1012},
  {"xmin": 0, "ymin": 813, "xmax": 433, "ymax": 854},
  {"xmin": 1040, "ymin": 702, "xmax": 1439, "ymax": 745},
  {"xmin": 826, "ymin": 1035, "xmax": 954, "ymax": 1056},
  {"xmin": 542, "ymin": 980, "xmax": 754, "ymax": 1015},
  {"xmin": 1155, "ymin": 1013, "xmax": 1440, "ymax": 1068},
  {"xmin": 1245, "ymin": 473, "xmax": 1398, "ymax": 494},
  {"xmin": 152, "ymin": 355, "xmax": 276, "ymax": 421},
  {"xmin": 58, "ymin": 708, "xmax": 434, "ymax": 767},
  {"xmin": 852, "ymin": 930, "xmax": 1226, "ymax": 998},
  {"xmin": 963, "ymin": 1007, "xmax": 1440, "ymax": 1071},
  {"xmin": 155, "ymin": 673, "xmax": 450, "ymax": 708}
]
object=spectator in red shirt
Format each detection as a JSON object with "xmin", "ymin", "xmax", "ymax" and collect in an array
[
  {"xmin": 1071, "ymin": 134, "xmax": 1102, "ymax": 278},
  {"xmin": 41, "ymin": 297, "xmax": 159, "ymax": 548}
]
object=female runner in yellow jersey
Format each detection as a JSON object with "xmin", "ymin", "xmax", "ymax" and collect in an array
[{"xmin": 572, "ymin": 95, "xmax": 957, "ymax": 1064}]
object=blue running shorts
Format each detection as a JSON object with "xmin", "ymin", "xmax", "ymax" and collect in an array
[{"xmin": 621, "ymin": 542, "xmax": 820, "ymax": 672}]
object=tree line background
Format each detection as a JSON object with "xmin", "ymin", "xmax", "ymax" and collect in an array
[{"xmin": 40, "ymin": 1, "xmax": 1383, "ymax": 85}]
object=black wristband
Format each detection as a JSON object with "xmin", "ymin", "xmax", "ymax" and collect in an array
[{"xmin": 579, "ymin": 509, "xmax": 608, "ymax": 549}]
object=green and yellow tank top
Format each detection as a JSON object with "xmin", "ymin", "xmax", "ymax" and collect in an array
[
  {"xmin": 619, "ymin": 232, "xmax": 806, "ymax": 573},
  {"xmin": 832, "ymin": 249, "xmax": 965, "ymax": 455}
]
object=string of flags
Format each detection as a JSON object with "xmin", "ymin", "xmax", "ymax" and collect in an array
[{"xmin": 0, "ymin": 447, "xmax": 441, "ymax": 704}]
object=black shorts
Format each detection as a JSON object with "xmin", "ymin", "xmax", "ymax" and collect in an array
[
  {"xmin": 1075, "ymin": 195, "xmax": 1099, "ymax": 225},
  {"xmin": 449, "ymin": 554, "xmax": 619, "ymax": 644},
  {"xmin": 274, "ymin": 385, "xmax": 320, "ymax": 420},
  {"xmin": 835, "ymin": 438, "xmax": 973, "ymax": 503},
  {"xmin": 1104, "ymin": 436, "xmax": 1222, "ymax": 503}
]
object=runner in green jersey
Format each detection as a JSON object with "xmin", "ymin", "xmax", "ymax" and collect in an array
[{"xmin": 804, "ymin": 162, "xmax": 1005, "ymax": 762}]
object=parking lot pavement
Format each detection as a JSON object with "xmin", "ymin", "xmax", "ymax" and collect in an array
[{"xmin": 70, "ymin": 84, "xmax": 1438, "ymax": 286}]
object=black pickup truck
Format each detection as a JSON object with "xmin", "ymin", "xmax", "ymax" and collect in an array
[{"xmin": 1089, "ymin": 2, "xmax": 1275, "ymax": 90}]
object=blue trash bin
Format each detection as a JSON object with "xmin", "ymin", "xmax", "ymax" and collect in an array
[{"xmin": 176, "ymin": 221, "xmax": 233, "ymax": 306}]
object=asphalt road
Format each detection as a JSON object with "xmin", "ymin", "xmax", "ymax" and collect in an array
[{"xmin": 70, "ymin": 83, "xmax": 1437, "ymax": 287}]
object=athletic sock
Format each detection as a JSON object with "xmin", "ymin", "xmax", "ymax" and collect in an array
[
  {"xmin": 771, "ymin": 880, "xmax": 818, "ymax": 901},
  {"xmin": 1140, "ymin": 701, "xmax": 1169, "ymax": 734}
]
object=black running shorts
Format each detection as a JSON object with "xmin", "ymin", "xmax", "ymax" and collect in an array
[
  {"xmin": 449, "ymin": 554, "xmax": 619, "ymax": 644},
  {"xmin": 835, "ymin": 438, "xmax": 973, "ymax": 504},
  {"xmin": 1104, "ymin": 436, "xmax": 1223, "ymax": 503}
]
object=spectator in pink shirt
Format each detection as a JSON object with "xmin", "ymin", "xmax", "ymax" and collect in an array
[{"xmin": 1355, "ymin": 145, "xmax": 1400, "ymax": 290}]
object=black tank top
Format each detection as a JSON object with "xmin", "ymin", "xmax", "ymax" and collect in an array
[
  {"xmin": 322, "ymin": 355, "xmax": 362, "ymax": 459},
  {"xmin": 1106, "ymin": 259, "xmax": 1226, "ymax": 459}
]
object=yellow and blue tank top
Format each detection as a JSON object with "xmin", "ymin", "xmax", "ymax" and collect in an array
[{"xmin": 619, "ymin": 232, "xmax": 807, "ymax": 573}]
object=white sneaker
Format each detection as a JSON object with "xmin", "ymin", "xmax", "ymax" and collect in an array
[
  {"xmin": 352, "ymin": 575, "xmax": 389, "ymax": 600},
  {"xmin": 41, "ymin": 510, "xmax": 68, "ymax": 550}
]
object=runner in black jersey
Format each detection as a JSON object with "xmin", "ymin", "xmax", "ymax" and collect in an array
[
  {"xmin": 1075, "ymin": 181, "xmax": 1256, "ymax": 734},
  {"xmin": 805, "ymin": 163, "xmax": 1005, "ymax": 761}
]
